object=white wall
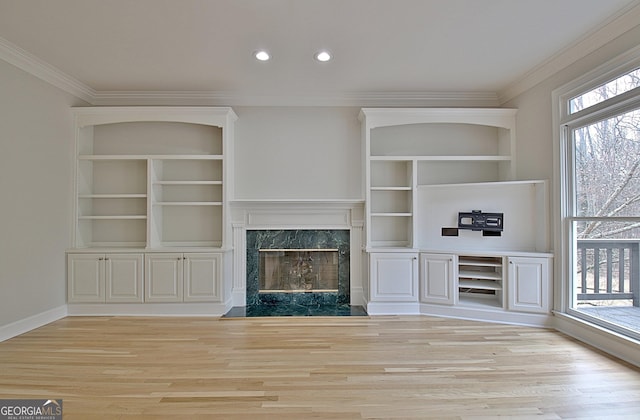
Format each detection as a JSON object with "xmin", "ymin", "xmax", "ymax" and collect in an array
[
  {"xmin": 0, "ymin": 59, "xmax": 84, "ymax": 329},
  {"xmin": 233, "ymin": 107, "xmax": 362, "ymax": 200}
]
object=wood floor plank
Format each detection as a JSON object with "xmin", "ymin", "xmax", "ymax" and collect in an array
[{"xmin": 0, "ymin": 315, "xmax": 639, "ymax": 419}]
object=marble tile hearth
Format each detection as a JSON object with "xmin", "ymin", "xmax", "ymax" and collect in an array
[{"xmin": 223, "ymin": 304, "xmax": 368, "ymax": 318}]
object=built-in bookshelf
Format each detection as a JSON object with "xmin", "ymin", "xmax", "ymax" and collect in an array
[
  {"xmin": 71, "ymin": 107, "xmax": 236, "ymax": 249},
  {"xmin": 360, "ymin": 108, "xmax": 517, "ymax": 249}
]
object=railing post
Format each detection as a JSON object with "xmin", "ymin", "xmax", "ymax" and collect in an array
[{"xmin": 631, "ymin": 243, "xmax": 640, "ymax": 307}]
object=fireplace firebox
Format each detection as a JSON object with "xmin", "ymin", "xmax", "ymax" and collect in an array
[{"xmin": 259, "ymin": 249, "xmax": 339, "ymax": 293}]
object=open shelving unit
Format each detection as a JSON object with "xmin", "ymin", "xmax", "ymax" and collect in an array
[
  {"xmin": 360, "ymin": 108, "xmax": 517, "ymax": 250},
  {"xmin": 457, "ymin": 255, "xmax": 504, "ymax": 308},
  {"xmin": 71, "ymin": 107, "xmax": 237, "ymax": 250},
  {"xmin": 149, "ymin": 157, "xmax": 224, "ymax": 248}
]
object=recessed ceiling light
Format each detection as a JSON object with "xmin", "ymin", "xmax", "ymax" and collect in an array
[
  {"xmin": 315, "ymin": 50, "xmax": 332, "ymax": 62},
  {"xmin": 254, "ymin": 50, "xmax": 270, "ymax": 61}
]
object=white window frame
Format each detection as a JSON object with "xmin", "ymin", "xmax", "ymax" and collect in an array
[{"xmin": 553, "ymin": 45, "xmax": 640, "ymax": 339}]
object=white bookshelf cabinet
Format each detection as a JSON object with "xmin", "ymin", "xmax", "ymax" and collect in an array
[
  {"xmin": 360, "ymin": 108, "xmax": 553, "ymax": 325},
  {"xmin": 360, "ymin": 108, "xmax": 517, "ymax": 250},
  {"xmin": 68, "ymin": 107, "xmax": 236, "ymax": 309}
]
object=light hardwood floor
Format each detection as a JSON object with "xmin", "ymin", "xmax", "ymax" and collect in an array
[{"xmin": 1, "ymin": 315, "xmax": 639, "ymax": 419}]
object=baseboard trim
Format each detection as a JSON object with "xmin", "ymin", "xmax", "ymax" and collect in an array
[
  {"xmin": 419, "ymin": 303, "xmax": 554, "ymax": 328},
  {"xmin": 366, "ymin": 301, "xmax": 421, "ymax": 315},
  {"xmin": 553, "ymin": 312, "xmax": 640, "ymax": 368},
  {"xmin": 66, "ymin": 303, "xmax": 229, "ymax": 317},
  {"xmin": 0, "ymin": 305, "xmax": 68, "ymax": 342}
]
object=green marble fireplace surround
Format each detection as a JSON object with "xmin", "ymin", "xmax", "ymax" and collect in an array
[{"xmin": 246, "ymin": 230, "xmax": 350, "ymax": 308}]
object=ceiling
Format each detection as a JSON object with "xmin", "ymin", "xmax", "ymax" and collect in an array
[{"xmin": 0, "ymin": 0, "xmax": 639, "ymax": 105}]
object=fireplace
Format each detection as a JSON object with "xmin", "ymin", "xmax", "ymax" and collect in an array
[
  {"xmin": 246, "ymin": 230, "xmax": 350, "ymax": 308},
  {"xmin": 259, "ymin": 249, "xmax": 339, "ymax": 293},
  {"xmin": 228, "ymin": 200, "xmax": 365, "ymax": 315}
]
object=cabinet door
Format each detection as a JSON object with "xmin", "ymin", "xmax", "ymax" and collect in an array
[
  {"xmin": 369, "ymin": 252, "xmax": 418, "ymax": 302},
  {"xmin": 420, "ymin": 253, "xmax": 455, "ymax": 305},
  {"xmin": 145, "ymin": 253, "xmax": 184, "ymax": 302},
  {"xmin": 507, "ymin": 257, "xmax": 550, "ymax": 313},
  {"xmin": 68, "ymin": 254, "xmax": 105, "ymax": 303},
  {"xmin": 184, "ymin": 253, "xmax": 222, "ymax": 302},
  {"xmin": 105, "ymin": 254, "xmax": 144, "ymax": 303}
]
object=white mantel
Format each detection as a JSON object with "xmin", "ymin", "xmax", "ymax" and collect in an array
[{"xmin": 230, "ymin": 200, "xmax": 365, "ymax": 307}]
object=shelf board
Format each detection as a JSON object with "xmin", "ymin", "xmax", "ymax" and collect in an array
[
  {"xmin": 458, "ymin": 270, "xmax": 502, "ymax": 281},
  {"xmin": 84, "ymin": 241, "xmax": 147, "ymax": 249},
  {"xmin": 371, "ymin": 212, "xmax": 412, "ymax": 217},
  {"xmin": 78, "ymin": 194, "xmax": 147, "ymax": 199},
  {"xmin": 368, "ymin": 241, "xmax": 413, "ymax": 249},
  {"xmin": 78, "ymin": 215, "xmax": 147, "ymax": 220},
  {"xmin": 155, "ymin": 202, "xmax": 223, "ymax": 206},
  {"xmin": 78, "ymin": 154, "xmax": 224, "ymax": 160},
  {"xmin": 156, "ymin": 241, "xmax": 222, "ymax": 248},
  {"xmin": 458, "ymin": 293, "xmax": 503, "ymax": 308},
  {"xmin": 459, "ymin": 258, "xmax": 502, "ymax": 267},
  {"xmin": 370, "ymin": 155, "xmax": 511, "ymax": 162},
  {"xmin": 458, "ymin": 279, "xmax": 502, "ymax": 290},
  {"xmin": 78, "ymin": 155, "xmax": 147, "ymax": 161},
  {"xmin": 150, "ymin": 155, "xmax": 224, "ymax": 160},
  {"xmin": 154, "ymin": 181, "xmax": 222, "ymax": 185},
  {"xmin": 370, "ymin": 186, "xmax": 412, "ymax": 191}
]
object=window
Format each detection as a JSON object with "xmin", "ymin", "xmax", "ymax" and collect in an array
[
  {"xmin": 569, "ymin": 68, "xmax": 640, "ymax": 114},
  {"xmin": 558, "ymin": 50, "xmax": 640, "ymax": 341}
]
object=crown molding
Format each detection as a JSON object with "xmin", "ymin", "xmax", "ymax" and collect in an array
[
  {"xmin": 0, "ymin": 36, "xmax": 95, "ymax": 103},
  {"xmin": 91, "ymin": 90, "xmax": 500, "ymax": 107},
  {"xmin": 498, "ymin": 0, "xmax": 640, "ymax": 104}
]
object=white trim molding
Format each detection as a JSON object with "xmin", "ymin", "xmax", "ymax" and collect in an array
[
  {"xmin": 66, "ymin": 303, "xmax": 231, "ymax": 317},
  {"xmin": 0, "ymin": 36, "xmax": 95, "ymax": 103},
  {"xmin": 554, "ymin": 312, "xmax": 640, "ymax": 368},
  {"xmin": 0, "ymin": 306, "xmax": 67, "ymax": 342}
]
